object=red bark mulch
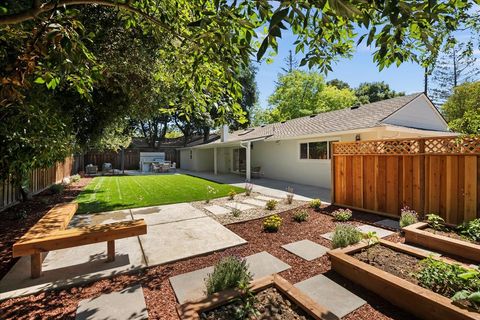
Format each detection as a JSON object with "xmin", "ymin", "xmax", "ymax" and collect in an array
[{"xmin": 0, "ymin": 197, "xmax": 416, "ymax": 320}]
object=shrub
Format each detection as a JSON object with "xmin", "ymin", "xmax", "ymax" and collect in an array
[
  {"xmin": 50, "ymin": 184, "xmax": 64, "ymax": 194},
  {"xmin": 263, "ymin": 214, "xmax": 282, "ymax": 232},
  {"xmin": 457, "ymin": 218, "xmax": 480, "ymax": 242},
  {"xmin": 309, "ymin": 199, "xmax": 322, "ymax": 211},
  {"xmin": 205, "ymin": 256, "xmax": 252, "ymax": 295},
  {"xmin": 426, "ymin": 213, "xmax": 445, "ymax": 231},
  {"xmin": 206, "ymin": 185, "xmax": 217, "ymax": 203},
  {"xmin": 333, "ymin": 208, "xmax": 352, "ymax": 221},
  {"xmin": 228, "ymin": 189, "xmax": 237, "ymax": 200},
  {"xmin": 293, "ymin": 210, "xmax": 309, "ymax": 222},
  {"xmin": 245, "ymin": 183, "xmax": 253, "ymax": 196},
  {"xmin": 231, "ymin": 207, "xmax": 242, "ymax": 217},
  {"xmin": 71, "ymin": 174, "xmax": 81, "ymax": 183},
  {"xmin": 331, "ymin": 225, "xmax": 362, "ymax": 249},
  {"xmin": 265, "ymin": 199, "xmax": 278, "ymax": 210},
  {"xmin": 14, "ymin": 210, "xmax": 27, "ymax": 220},
  {"xmin": 286, "ymin": 186, "xmax": 294, "ymax": 204},
  {"xmin": 399, "ymin": 206, "xmax": 418, "ymax": 228}
]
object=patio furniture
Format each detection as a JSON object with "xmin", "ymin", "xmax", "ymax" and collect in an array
[
  {"xmin": 12, "ymin": 202, "xmax": 147, "ymax": 278},
  {"xmin": 251, "ymin": 166, "xmax": 262, "ymax": 179},
  {"xmin": 102, "ymin": 163, "xmax": 114, "ymax": 175},
  {"xmin": 85, "ymin": 164, "xmax": 98, "ymax": 175}
]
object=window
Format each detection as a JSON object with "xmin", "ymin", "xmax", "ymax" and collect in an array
[
  {"xmin": 300, "ymin": 140, "xmax": 338, "ymax": 160},
  {"xmin": 189, "ymin": 150, "xmax": 192, "ymax": 159}
]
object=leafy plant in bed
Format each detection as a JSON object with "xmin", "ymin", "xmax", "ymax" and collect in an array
[{"xmin": 425, "ymin": 214, "xmax": 480, "ymax": 245}]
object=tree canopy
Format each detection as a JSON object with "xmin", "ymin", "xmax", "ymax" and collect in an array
[
  {"xmin": 442, "ymin": 81, "xmax": 480, "ymax": 134},
  {"xmin": 354, "ymin": 81, "xmax": 405, "ymax": 104}
]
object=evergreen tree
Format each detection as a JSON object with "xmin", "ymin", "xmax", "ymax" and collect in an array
[{"xmin": 281, "ymin": 50, "xmax": 299, "ymax": 73}]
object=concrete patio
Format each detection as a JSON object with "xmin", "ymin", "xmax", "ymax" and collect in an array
[
  {"xmin": 0, "ymin": 203, "xmax": 246, "ymax": 300},
  {"xmin": 177, "ymin": 169, "xmax": 331, "ymax": 203}
]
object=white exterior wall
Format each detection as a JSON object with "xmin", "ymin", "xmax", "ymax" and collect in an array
[{"xmin": 180, "ymin": 149, "xmax": 214, "ymax": 171}]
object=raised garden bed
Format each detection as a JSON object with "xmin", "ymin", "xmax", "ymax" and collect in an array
[
  {"xmin": 403, "ymin": 222, "xmax": 480, "ymax": 263},
  {"xmin": 176, "ymin": 275, "xmax": 338, "ymax": 320},
  {"xmin": 328, "ymin": 239, "xmax": 480, "ymax": 320}
]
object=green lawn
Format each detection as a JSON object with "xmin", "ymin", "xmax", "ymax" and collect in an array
[{"xmin": 76, "ymin": 174, "xmax": 244, "ymax": 214}]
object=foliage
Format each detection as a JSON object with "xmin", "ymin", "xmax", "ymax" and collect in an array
[
  {"xmin": 354, "ymin": 82, "xmax": 404, "ymax": 104},
  {"xmin": 286, "ymin": 186, "xmax": 294, "ymax": 204},
  {"xmin": 231, "ymin": 207, "xmax": 242, "ymax": 218},
  {"xmin": 327, "ymin": 79, "xmax": 350, "ymax": 90},
  {"xmin": 457, "ymin": 219, "xmax": 480, "ymax": 242},
  {"xmin": 333, "ymin": 208, "xmax": 352, "ymax": 222},
  {"xmin": 416, "ymin": 258, "xmax": 479, "ymax": 297},
  {"xmin": 205, "ymin": 256, "xmax": 252, "ymax": 295},
  {"xmin": 309, "ymin": 199, "xmax": 322, "ymax": 211},
  {"xmin": 332, "ymin": 225, "xmax": 362, "ymax": 249},
  {"xmin": 426, "ymin": 214, "xmax": 445, "ymax": 231},
  {"xmin": 228, "ymin": 189, "xmax": 237, "ymax": 200},
  {"xmin": 244, "ymin": 183, "xmax": 253, "ymax": 196},
  {"xmin": 14, "ymin": 209, "xmax": 27, "ymax": 220},
  {"xmin": 232, "ymin": 279, "xmax": 259, "ymax": 319},
  {"xmin": 265, "ymin": 199, "xmax": 278, "ymax": 211},
  {"xmin": 292, "ymin": 210, "xmax": 309, "ymax": 223},
  {"xmin": 399, "ymin": 207, "xmax": 419, "ymax": 228},
  {"xmin": 205, "ymin": 185, "xmax": 217, "ymax": 203},
  {"xmin": 363, "ymin": 231, "xmax": 379, "ymax": 246},
  {"xmin": 71, "ymin": 174, "xmax": 81, "ymax": 183},
  {"xmin": 50, "ymin": 184, "xmax": 64, "ymax": 195},
  {"xmin": 442, "ymin": 81, "xmax": 480, "ymax": 134},
  {"xmin": 263, "ymin": 214, "xmax": 282, "ymax": 232},
  {"xmin": 265, "ymin": 71, "xmax": 356, "ymax": 122}
]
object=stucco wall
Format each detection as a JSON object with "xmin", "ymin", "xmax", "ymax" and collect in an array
[{"xmin": 180, "ymin": 149, "xmax": 214, "ymax": 171}]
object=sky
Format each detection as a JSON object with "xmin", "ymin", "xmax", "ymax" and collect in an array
[{"xmin": 255, "ymin": 30, "xmax": 425, "ymax": 110}]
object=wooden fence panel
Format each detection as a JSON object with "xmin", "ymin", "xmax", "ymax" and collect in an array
[{"xmin": 332, "ymin": 136, "xmax": 480, "ymax": 225}]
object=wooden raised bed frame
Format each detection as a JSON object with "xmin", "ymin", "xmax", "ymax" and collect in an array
[
  {"xmin": 176, "ymin": 275, "xmax": 339, "ymax": 320},
  {"xmin": 403, "ymin": 222, "xmax": 480, "ymax": 263},
  {"xmin": 328, "ymin": 239, "xmax": 480, "ymax": 320}
]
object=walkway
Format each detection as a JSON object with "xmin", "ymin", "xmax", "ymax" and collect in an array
[{"xmin": 178, "ymin": 170, "xmax": 331, "ymax": 203}]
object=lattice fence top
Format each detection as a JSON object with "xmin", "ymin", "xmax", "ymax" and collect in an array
[{"xmin": 333, "ymin": 136, "xmax": 480, "ymax": 155}]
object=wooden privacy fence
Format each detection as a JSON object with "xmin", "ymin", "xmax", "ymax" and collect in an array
[
  {"xmin": 332, "ymin": 136, "xmax": 480, "ymax": 225},
  {"xmin": 0, "ymin": 157, "xmax": 74, "ymax": 211}
]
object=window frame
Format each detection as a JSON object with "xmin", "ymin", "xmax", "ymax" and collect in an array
[{"xmin": 298, "ymin": 138, "xmax": 340, "ymax": 161}]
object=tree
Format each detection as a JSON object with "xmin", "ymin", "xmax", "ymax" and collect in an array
[
  {"xmin": 265, "ymin": 70, "xmax": 357, "ymax": 122},
  {"xmin": 326, "ymin": 79, "xmax": 351, "ymax": 90},
  {"xmin": 233, "ymin": 61, "xmax": 259, "ymax": 129},
  {"xmin": 430, "ymin": 42, "xmax": 480, "ymax": 105},
  {"xmin": 442, "ymin": 81, "xmax": 480, "ymax": 134},
  {"xmin": 281, "ymin": 50, "xmax": 298, "ymax": 73},
  {"xmin": 355, "ymin": 82, "xmax": 404, "ymax": 104}
]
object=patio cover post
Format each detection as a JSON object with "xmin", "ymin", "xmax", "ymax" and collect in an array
[
  {"xmin": 214, "ymin": 147, "xmax": 218, "ymax": 175},
  {"xmin": 246, "ymin": 141, "xmax": 251, "ymax": 182}
]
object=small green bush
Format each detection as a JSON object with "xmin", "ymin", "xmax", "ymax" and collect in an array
[
  {"xmin": 399, "ymin": 207, "xmax": 418, "ymax": 228},
  {"xmin": 331, "ymin": 225, "xmax": 362, "ymax": 249},
  {"xmin": 426, "ymin": 213, "xmax": 445, "ymax": 231},
  {"xmin": 333, "ymin": 208, "xmax": 352, "ymax": 221},
  {"xmin": 263, "ymin": 214, "xmax": 282, "ymax": 232},
  {"xmin": 265, "ymin": 199, "xmax": 278, "ymax": 210},
  {"xmin": 286, "ymin": 186, "xmax": 294, "ymax": 204},
  {"xmin": 293, "ymin": 210, "xmax": 309, "ymax": 222},
  {"xmin": 50, "ymin": 184, "xmax": 64, "ymax": 194},
  {"xmin": 457, "ymin": 218, "xmax": 480, "ymax": 242},
  {"xmin": 71, "ymin": 174, "xmax": 81, "ymax": 183},
  {"xmin": 309, "ymin": 199, "xmax": 322, "ymax": 211},
  {"xmin": 205, "ymin": 256, "xmax": 252, "ymax": 295},
  {"xmin": 228, "ymin": 189, "xmax": 237, "ymax": 200},
  {"xmin": 231, "ymin": 207, "xmax": 242, "ymax": 217}
]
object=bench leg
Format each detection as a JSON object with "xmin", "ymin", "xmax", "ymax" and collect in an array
[
  {"xmin": 31, "ymin": 253, "xmax": 42, "ymax": 278},
  {"xmin": 107, "ymin": 240, "xmax": 115, "ymax": 262}
]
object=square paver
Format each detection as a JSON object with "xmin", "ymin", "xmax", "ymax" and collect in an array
[
  {"xmin": 320, "ymin": 231, "xmax": 335, "ymax": 241},
  {"xmin": 281, "ymin": 240, "xmax": 329, "ymax": 261},
  {"xmin": 256, "ymin": 195, "xmax": 281, "ymax": 201},
  {"xmin": 242, "ymin": 198, "xmax": 267, "ymax": 207},
  {"xmin": 169, "ymin": 251, "xmax": 290, "ymax": 304},
  {"xmin": 295, "ymin": 275, "xmax": 366, "ymax": 318},
  {"xmin": 130, "ymin": 203, "xmax": 205, "ymax": 225},
  {"xmin": 224, "ymin": 202, "xmax": 255, "ymax": 211},
  {"xmin": 357, "ymin": 224, "xmax": 394, "ymax": 238},
  {"xmin": 204, "ymin": 205, "xmax": 231, "ymax": 216},
  {"xmin": 140, "ymin": 216, "xmax": 246, "ymax": 266},
  {"xmin": 375, "ymin": 219, "xmax": 400, "ymax": 230},
  {"xmin": 76, "ymin": 284, "xmax": 148, "ymax": 320}
]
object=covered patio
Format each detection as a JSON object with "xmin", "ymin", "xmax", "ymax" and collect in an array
[{"xmin": 177, "ymin": 169, "xmax": 331, "ymax": 203}]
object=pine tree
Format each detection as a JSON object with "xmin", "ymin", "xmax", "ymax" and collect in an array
[
  {"xmin": 430, "ymin": 42, "xmax": 480, "ymax": 105},
  {"xmin": 281, "ymin": 50, "xmax": 298, "ymax": 73}
]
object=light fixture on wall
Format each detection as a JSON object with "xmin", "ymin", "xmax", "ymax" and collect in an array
[{"xmin": 355, "ymin": 134, "xmax": 361, "ymax": 141}]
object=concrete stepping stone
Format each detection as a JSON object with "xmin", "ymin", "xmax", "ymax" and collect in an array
[
  {"xmin": 357, "ymin": 224, "xmax": 394, "ymax": 238},
  {"xmin": 282, "ymin": 240, "xmax": 329, "ymax": 261},
  {"xmin": 256, "ymin": 195, "xmax": 281, "ymax": 201},
  {"xmin": 375, "ymin": 219, "xmax": 401, "ymax": 230},
  {"xmin": 75, "ymin": 284, "xmax": 148, "ymax": 320},
  {"xmin": 242, "ymin": 198, "xmax": 267, "ymax": 207},
  {"xmin": 224, "ymin": 202, "xmax": 255, "ymax": 211},
  {"xmin": 131, "ymin": 203, "xmax": 205, "ymax": 225},
  {"xmin": 204, "ymin": 205, "xmax": 231, "ymax": 216},
  {"xmin": 294, "ymin": 275, "xmax": 366, "ymax": 318},
  {"xmin": 169, "ymin": 251, "xmax": 291, "ymax": 304},
  {"xmin": 399, "ymin": 243, "xmax": 441, "ymax": 257}
]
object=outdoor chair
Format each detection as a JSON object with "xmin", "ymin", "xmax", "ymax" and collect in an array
[{"xmin": 251, "ymin": 166, "xmax": 262, "ymax": 179}]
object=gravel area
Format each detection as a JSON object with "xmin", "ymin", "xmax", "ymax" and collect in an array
[
  {"xmin": 0, "ymin": 204, "xmax": 417, "ymax": 320},
  {"xmin": 191, "ymin": 191, "xmax": 308, "ymax": 224}
]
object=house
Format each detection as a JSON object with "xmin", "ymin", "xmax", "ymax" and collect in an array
[{"xmin": 179, "ymin": 93, "xmax": 455, "ymax": 188}]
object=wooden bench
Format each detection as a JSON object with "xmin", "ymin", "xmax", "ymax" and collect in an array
[{"xmin": 13, "ymin": 202, "xmax": 147, "ymax": 278}]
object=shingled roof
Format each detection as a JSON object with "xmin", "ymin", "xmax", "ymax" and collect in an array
[{"xmin": 217, "ymin": 92, "xmax": 423, "ymax": 143}]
